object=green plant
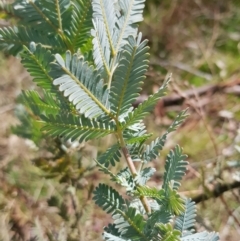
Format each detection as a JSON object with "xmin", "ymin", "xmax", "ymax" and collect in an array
[{"xmin": 0, "ymin": 0, "xmax": 219, "ymax": 240}]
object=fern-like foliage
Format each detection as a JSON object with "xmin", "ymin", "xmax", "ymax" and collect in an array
[
  {"xmin": 98, "ymin": 144, "xmax": 122, "ymax": 167},
  {"xmin": 156, "ymin": 223, "xmax": 181, "ymax": 241},
  {"xmin": 175, "ymin": 199, "xmax": 196, "ymax": 237},
  {"xmin": 110, "ymin": 34, "xmax": 149, "ymax": 117},
  {"xmin": 136, "ymin": 186, "xmax": 165, "ymax": 201},
  {"xmin": 41, "ymin": 113, "xmax": 115, "ymax": 142},
  {"xmin": 121, "ymin": 77, "xmax": 169, "ymax": 129},
  {"xmin": 145, "ymin": 209, "xmax": 172, "ymax": 230},
  {"xmin": 93, "ymin": 184, "xmax": 125, "ymax": 214},
  {"xmin": 115, "ymin": 168, "xmax": 135, "ymax": 191},
  {"xmin": 124, "ymin": 122, "xmax": 150, "ymax": 161},
  {"xmin": 147, "ymin": 214, "xmax": 170, "ymax": 239},
  {"xmin": 142, "ymin": 109, "xmax": 188, "ymax": 163},
  {"xmin": 70, "ymin": 0, "xmax": 93, "ymax": 50},
  {"xmin": 92, "ymin": 0, "xmax": 117, "ymax": 54},
  {"xmin": 21, "ymin": 44, "xmax": 55, "ymax": 91},
  {"xmin": 136, "ymin": 185, "xmax": 185, "ymax": 215},
  {"xmin": 115, "ymin": 0, "xmax": 146, "ymax": 51},
  {"xmin": 113, "ymin": 207, "xmax": 147, "ymax": 240},
  {"xmin": 0, "ymin": 0, "xmax": 93, "ymax": 54},
  {"xmin": 21, "ymin": 90, "xmax": 73, "ymax": 117},
  {"xmin": 91, "ymin": 18, "xmax": 111, "ymax": 77},
  {"xmin": 0, "ymin": 26, "xmax": 65, "ymax": 54},
  {"xmin": 91, "ymin": 0, "xmax": 147, "ymax": 80},
  {"xmin": 1, "ymin": 0, "xmax": 220, "ymax": 240},
  {"xmin": 51, "ymin": 51, "xmax": 111, "ymax": 119},
  {"xmin": 13, "ymin": 0, "xmax": 71, "ymax": 33},
  {"xmin": 91, "ymin": 0, "xmax": 116, "ymax": 76},
  {"xmin": 162, "ymin": 186, "xmax": 185, "ymax": 215},
  {"xmin": 135, "ymin": 167, "xmax": 156, "ymax": 185},
  {"xmin": 104, "ymin": 223, "xmax": 121, "ymax": 237},
  {"xmin": 162, "ymin": 145, "xmax": 188, "ymax": 191},
  {"xmin": 20, "ymin": 44, "xmax": 81, "ymax": 126}
]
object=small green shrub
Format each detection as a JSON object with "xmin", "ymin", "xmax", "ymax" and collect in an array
[{"xmin": 0, "ymin": 0, "xmax": 219, "ymax": 240}]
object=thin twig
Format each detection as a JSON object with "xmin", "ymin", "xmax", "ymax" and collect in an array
[
  {"xmin": 118, "ymin": 131, "xmax": 151, "ymax": 214},
  {"xmin": 134, "ymin": 77, "xmax": 240, "ymax": 108},
  {"xmin": 192, "ymin": 181, "xmax": 240, "ymax": 203}
]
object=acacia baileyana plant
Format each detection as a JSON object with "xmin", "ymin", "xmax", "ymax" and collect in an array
[{"xmin": 0, "ymin": 0, "xmax": 219, "ymax": 240}]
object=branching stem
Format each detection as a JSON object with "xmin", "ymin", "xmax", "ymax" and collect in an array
[
  {"xmin": 117, "ymin": 127, "xmax": 151, "ymax": 214},
  {"xmin": 121, "ymin": 145, "xmax": 137, "ymax": 176}
]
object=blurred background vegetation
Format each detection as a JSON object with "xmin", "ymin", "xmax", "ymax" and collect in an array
[{"xmin": 0, "ymin": 0, "xmax": 240, "ymax": 240}]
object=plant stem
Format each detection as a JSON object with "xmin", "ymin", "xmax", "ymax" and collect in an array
[
  {"xmin": 140, "ymin": 196, "xmax": 151, "ymax": 214},
  {"xmin": 121, "ymin": 146, "xmax": 137, "ymax": 176},
  {"xmin": 118, "ymin": 130, "xmax": 151, "ymax": 214}
]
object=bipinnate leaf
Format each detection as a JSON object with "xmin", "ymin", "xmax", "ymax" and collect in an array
[
  {"xmin": 0, "ymin": 26, "xmax": 65, "ymax": 55},
  {"xmin": 124, "ymin": 121, "xmax": 148, "ymax": 138},
  {"xmin": 142, "ymin": 134, "xmax": 167, "ymax": 163},
  {"xmin": 155, "ymin": 223, "xmax": 181, "ymax": 241},
  {"xmin": 144, "ymin": 209, "xmax": 172, "ymax": 236},
  {"xmin": 127, "ymin": 142, "xmax": 145, "ymax": 162},
  {"xmin": 1, "ymin": 1, "xmax": 220, "ymax": 240},
  {"xmin": 113, "ymin": 207, "xmax": 147, "ymax": 240},
  {"xmin": 98, "ymin": 144, "xmax": 122, "ymax": 167},
  {"xmin": 104, "ymin": 223, "xmax": 121, "ymax": 237},
  {"xmin": 21, "ymin": 44, "xmax": 55, "ymax": 91},
  {"xmin": 110, "ymin": 34, "xmax": 149, "ymax": 117},
  {"xmin": 125, "ymin": 132, "xmax": 152, "ymax": 145},
  {"xmin": 142, "ymin": 109, "xmax": 188, "ymax": 163},
  {"xmin": 114, "ymin": 168, "xmax": 135, "ymax": 192},
  {"xmin": 21, "ymin": 90, "xmax": 72, "ymax": 117},
  {"xmin": 94, "ymin": 158, "xmax": 118, "ymax": 181},
  {"xmin": 163, "ymin": 145, "xmax": 188, "ymax": 191},
  {"xmin": 115, "ymin": 0, "xmax": 146, "ymax": 51},
  {"xmin": 0, "ymin": 0, "xmax": 94, "ymax": 55},
  {"xmin": 13, "ymin": 0, "xmax": 71, "ymax": 34},
  {"xmin": 162, "ymin": 186, "xmax": 185, "ymax": 215},
  {"xmin": 128, "ymin": 199, "xmax": 146, "ymax": 215},
  {"xmin": 91, "ymin": 0, "xmax": 119, "ymax": 78},
  {"xmin": 175, "ymin": 199, "xmax": 196, "ymax": 237},
  {"xmin": 91, "ymin": 0, "xmax": 147, "ymax": 79},
  {"xmin": 135, "ymin": 167, "xmax": 156, "ymax": 186},
  {"xmin": 51, "ymin": 51, "xmax": 111, "ymax": 119},
  {"xmin": 167, "ymin": 109, "xmax": 188, "ymax": 133},
  {"xmin": 123, "ymin": 122, "xmax": 150, "ymax": 161},
  {"xmin": 91, "ymin": 19, "xmax": 111, "ymax": 77},
  {"xmin": 41, "ymin": 113, "xmax": 115, "ymax": 142},
  {"xmin": 136, "ymin": 186, "xmax": 165, "ymax": 202},
  {"xmin": 126, "ymin": 136, "xmax": 151, "ymax": 161},
  {"xmin": 93, "ymin": 184, "xmax": 125, "ymax": 214},
  {"xmin": 70, "ymin": 0, "xmax": 93, "ymax": 50},
  {"xmin": 121, "ymin": 78, "xmax": 169, "ymax": 128},
  {"xmin": 92, "ymin": 0, "xmax": 117, "ymax": 55},
  {"xmin": 21, "ymin": 44, "xmax": 76, "ymax": 115}
]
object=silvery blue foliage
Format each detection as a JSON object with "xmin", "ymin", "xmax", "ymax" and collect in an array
[{"xmin": 0, "ymin": 0, "xmax": 219, "ymax": 240}]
